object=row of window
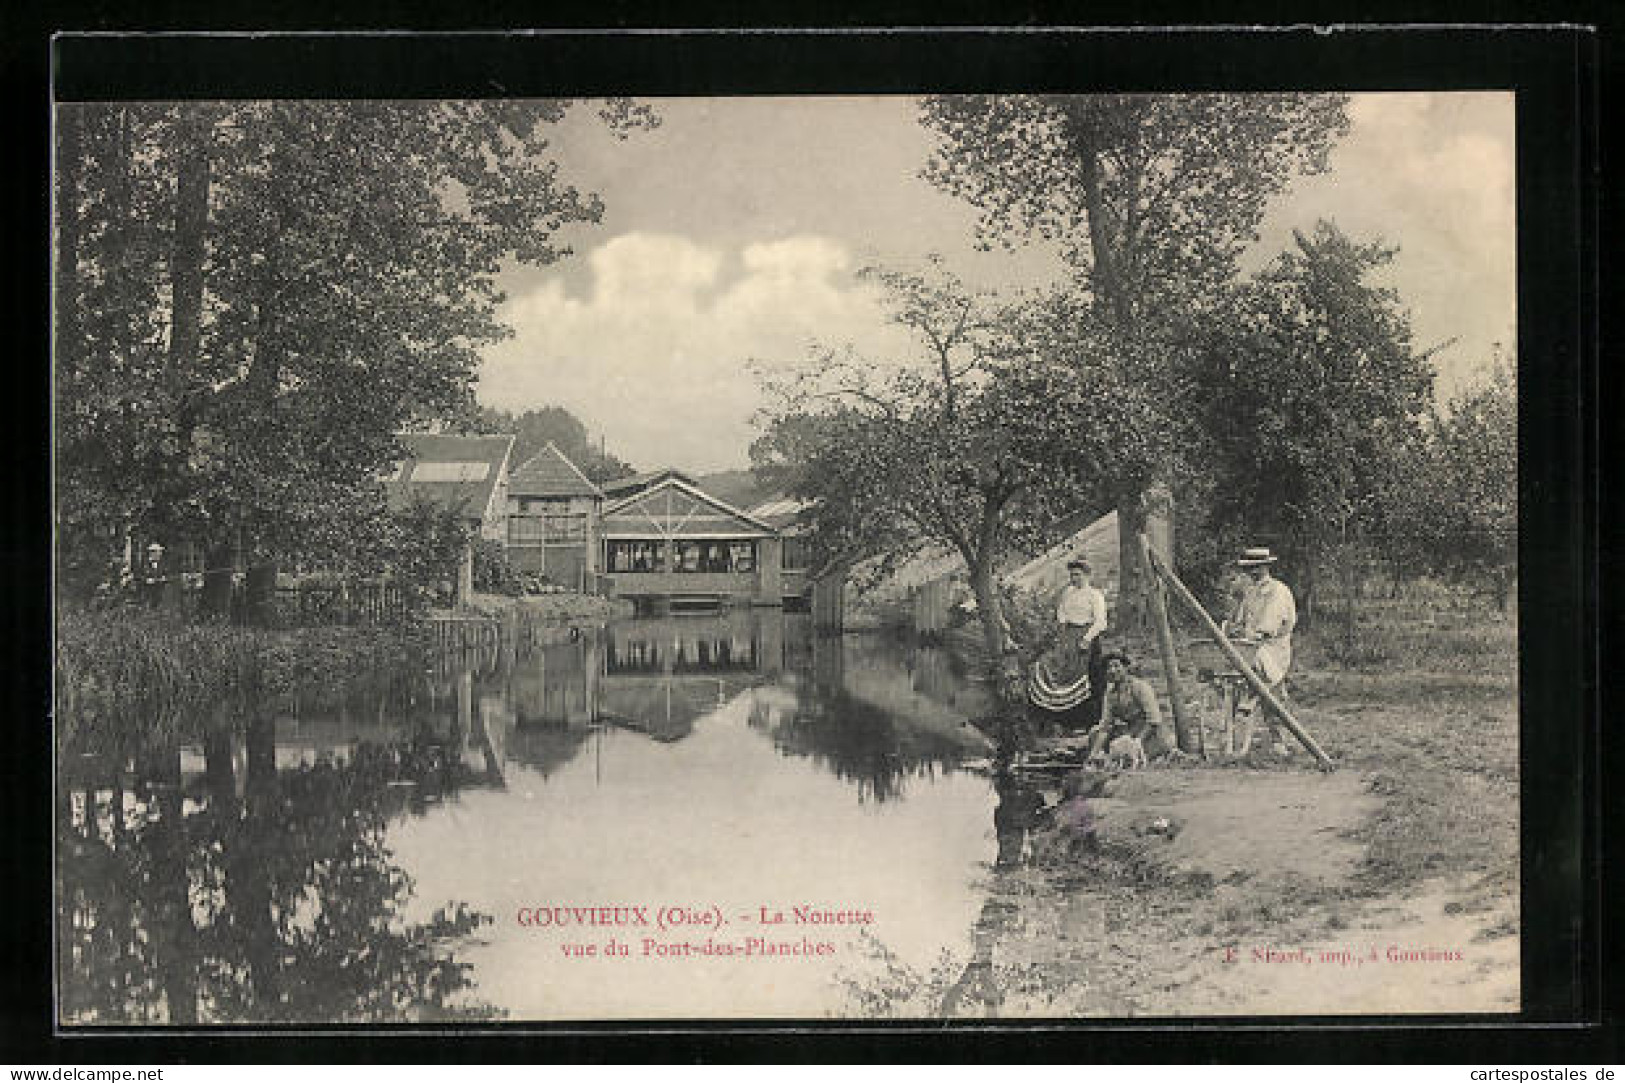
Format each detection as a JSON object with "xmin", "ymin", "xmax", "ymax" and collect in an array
[{"xmin": 606, "ymin": 540, "xmax": 757, "ymax": 574}]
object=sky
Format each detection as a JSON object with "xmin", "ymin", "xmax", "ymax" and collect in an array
[{"xmin": 477, "ymin": 93, "xmax": 1515, "ymax": 474}]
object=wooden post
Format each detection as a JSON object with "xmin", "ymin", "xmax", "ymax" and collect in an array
[
  {"xmin": 1141, "ymin": 543, "xmax": 1335, "ymax": 771},
  {"xmin": 1136, "ymin": 534, "xmax": 1196, "ymax": 754},
  {"xmin": 457, "ymin": 538, "xmax": 474, "ymax": 608}
]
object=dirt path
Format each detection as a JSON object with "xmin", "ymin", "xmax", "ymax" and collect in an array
[{"xmin": 904, "ymin": 758, "xmax": 1518, "ymax": 1019}]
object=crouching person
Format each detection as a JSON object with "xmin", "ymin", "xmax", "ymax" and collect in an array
[{"xmin": 1086, "ymin": 650, "xmax": 1177, "ymax": 762}]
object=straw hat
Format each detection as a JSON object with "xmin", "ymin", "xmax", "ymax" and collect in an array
[{"xmin": 1236, "ymin": 546, "xmax": 1278, "ymax": 566}]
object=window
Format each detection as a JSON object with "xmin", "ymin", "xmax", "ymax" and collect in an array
[
  {"xmin": 510, "ymin": 513, "xmax": 586, "ymax": 545},
  {"xmin": 671, "ymin": 540, "xmax": 751, "ymax": 573},
  {"xmin": 607, "ymin": 541, "xmax": 667, "ymax": 572}
]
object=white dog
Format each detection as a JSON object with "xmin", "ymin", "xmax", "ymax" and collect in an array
[{"xmin": 1107, "ymin": 733, "xmax": 1148, "ymax": 771}]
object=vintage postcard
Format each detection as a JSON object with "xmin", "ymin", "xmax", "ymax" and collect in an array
[{"xmin": 53, "ymin": 78, "xmax": 1528, "ymax": 1024}]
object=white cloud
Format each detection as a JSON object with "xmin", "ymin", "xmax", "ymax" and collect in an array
[
  {"xmin": 479, "ymin": 231, "xmax": 911, "ymax": 472},
  {"xmin": 1256, "ymin": 92, "xmax": 1515, "ymax": 395}
]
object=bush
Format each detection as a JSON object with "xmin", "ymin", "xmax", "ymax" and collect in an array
[
  {"xmin": 55, "ymin": 607, "xmax": 433, "ymax": 752},
  {"xmin": 472, "ymin": 538, "xmax": 523, "ymax": 596}
]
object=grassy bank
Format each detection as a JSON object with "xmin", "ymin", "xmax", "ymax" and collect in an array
[
  {"xmin": 441, "ymin": 591, "xmax": 634, "ymax": 624},
  {"xmin": 57, "ymin": 590, "xmax": 636, "ymax": 753},
  {"xmin": 55, "ymin": 608, "xmax": 437, "ymax": 753}
]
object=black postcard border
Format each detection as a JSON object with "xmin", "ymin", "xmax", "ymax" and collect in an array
[{"xmin": 9, "ymin": 19, "xmax": 1611, "ymax": 1064}]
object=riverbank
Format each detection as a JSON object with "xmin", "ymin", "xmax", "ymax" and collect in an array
[
  {"xmin": 865, "ymin": 601, "xmax": 1521, "ymax": 1017},
  {"xmin": 58, "ymin": 591, "xmax": 636, "ymax": 748},
  {"xmin": 55, "ymin": 609, "xmax": 439, "ymax": 752},
  {"xmin": 432, "ymin": 590, "xmax": 634, "ymax": 625}
]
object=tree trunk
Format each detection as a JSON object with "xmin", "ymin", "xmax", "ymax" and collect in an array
[
  {"xmin": 1339, "ymin": 547, "xmax": 1359, "ymax": 655},
  {"xmin": 200, "ymin": 541, "xmax": 236, "ymax": 619},
  {"xmin": 166, "ymin": 106, "xmax": 210, "ymax": 383},
  {"xmin": 1116, "ymin": 480, "xmax": 1174, "ymax": 635},
  {"xmin": 1139, "ymin": 534, "xmax": 1196, "ymax": 753},
  {"xmin": 967, "ymin": 561, "xmax": 1009, "ymax": 665},
  {"xmin": 245, "ymin": 559, "xmax": 278, "ymax": 627}
]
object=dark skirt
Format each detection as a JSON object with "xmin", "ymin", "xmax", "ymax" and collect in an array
[{"xmin": 1029, "ymin": 626, "xmax": 1104, "ymax": 723}]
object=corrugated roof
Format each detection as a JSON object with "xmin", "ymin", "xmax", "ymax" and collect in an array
[
  {"xmin": 384, "ymin": 433, "xmax": 514, "ymax": 521},
  {"xmin": 746, "ymin": 495, "xmax": 808, "ymax": 530},
  {"xmin": 509, "ymin": 442, "xmax": 603, "ymax": 499}
]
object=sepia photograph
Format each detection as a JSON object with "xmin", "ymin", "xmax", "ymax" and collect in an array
[{"xmin": 52, "ymin": 84, "xmax": 1525, "ymax": 1024}]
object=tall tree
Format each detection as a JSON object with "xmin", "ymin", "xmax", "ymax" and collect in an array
[
  {"xmin": 466, "ymin": 403, "xmax": 635, "ymax": 483},
  {"xmin": 1193, "ymin": 220, "xmax": 1436, "ymax": 633},
  {"xmin": 1385, "ymin": 353, "xmax": 1517, "ymax": 610},
  {"xmin": 919, "ymin": 93, "xmax": 1350, "ymax": 629},
  {"xmin": 753, "ymin": 261, "xmax": 1108, "ymax": 664},
  {"xmin": 54, "ymin": 99, "xmax": 657, "ymax": 612}
]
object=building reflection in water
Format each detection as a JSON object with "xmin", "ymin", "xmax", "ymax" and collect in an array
[{"xmin": 57, "ymin": 609, "xmax": 1004, "ymax": 1024}]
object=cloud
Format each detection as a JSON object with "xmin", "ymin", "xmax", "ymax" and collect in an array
[
  {"xmin": 1257, "ymin": 92, "xmax": 1515, "ymax": 393},
  {"xmin": 479, "ymin": 232, "xmax": 909, "ymax": 472}
]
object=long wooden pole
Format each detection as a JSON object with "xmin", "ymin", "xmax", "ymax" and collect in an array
[
  {"xmin": 1140, "ymin": 542, "xmax": 1335, "ymax": 771},
  {"xmin": 1136, "ymin": 534, "xmax": 1196, "ymax": 753}
]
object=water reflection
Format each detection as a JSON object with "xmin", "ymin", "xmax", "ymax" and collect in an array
[
  {"xmin": 58, "ymin": 717, "xmax": 500, "ymax": 1024},
  {"xmin": 59, "ymin": 610, "xmax": 1020, "ymax": 1023}
]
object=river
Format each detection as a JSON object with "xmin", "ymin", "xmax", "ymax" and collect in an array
[{"xmin": 56, "ymin": 610, "xmax": 1058, "ymax": 1023}]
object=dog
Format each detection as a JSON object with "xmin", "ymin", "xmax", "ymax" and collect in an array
[{"xmin": 1106, "ymin": 733, "xmax": 1148, "ymax": 771}]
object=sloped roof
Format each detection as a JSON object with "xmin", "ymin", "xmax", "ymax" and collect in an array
[
  {"xmin": 844, "ymin": 510, "xmax": 1121, "ymax": 626},
  {"xmin": 601, "ymin": 468, "xmax": 696, "ymax": 499},
  {"xmin": 601, "ymin": 477, "xmax": 777, "ymax": 539},
  {"xmin": 509, "ymin": 441, "xmax": 603, "ymax": 499},
  {"xmin": 1005, "ymin": 510, "xmax": 1120, "ymax": 594},
  {"xmin": 383, "ymin": 433, "xmax": 514, "ymax": 521},
  {"xmin": 746, "ymin": 495, "xmax": 809, "ymax": 531}
]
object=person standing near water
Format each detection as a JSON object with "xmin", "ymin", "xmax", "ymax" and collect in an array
[{"xmin": 1055, "ymin": 558, "xmax": 1108, "ymax": 722}]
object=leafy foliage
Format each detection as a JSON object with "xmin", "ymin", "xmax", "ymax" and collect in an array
[
  {"xmin": 1192, "ymin": 221, "xmax": 1436, "ymax": 606},
  {"xmin": 921, "ymin": 93, "xmax": 1349, "ymax": 324},
  {"xmin": 754, "ymin": 260, "xmax": 1105, "ymax": 659},
  {"xmin": 463, "ymin": 403, "xmax": 636, "ymax": 483},
  {"xmin": 918, "ymin": 93, "xmax": 1351, "ymax": 623},
  {"xmin": 55, "ymin": 100, "xmax": 655, "ymax": 593},
  {"xmin": 1385, "ymin": 356, "xmax": 1517, "ymax": 606},
  {"xmin": 471, "ymin": 536, "xmax": 524, "ymax": 596}
]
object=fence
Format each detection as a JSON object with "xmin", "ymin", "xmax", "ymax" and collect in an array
[{"xmin": 271, "ymin": 582, "xmax": 410, "ymax": 627}]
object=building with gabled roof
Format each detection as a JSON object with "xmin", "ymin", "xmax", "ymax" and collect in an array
[
  {"xmin": 600, "ymin": 468, "xmax": 697, "ymax": 502},
  {"xmin": 598, "ymin": 476, "xmax": 788, "ymax": 609},
  {"xmin": 384, "ymin": 433, "xmax": 515, "ymax": 542},
  {"xmin": 382, "ymin": 432, "xmax": 516, "ymax": 603},
  {"xmin": 509, "ymin": 441, "xmax": 604, "ymax": 501},
  {"xmin": 505, "ymin": 442, "xmax": 605, "ymax": 587}
]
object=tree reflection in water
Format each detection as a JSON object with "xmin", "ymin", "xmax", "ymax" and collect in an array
[
  {"xmin": 58, "ymin": 710, "xmax": 500, "ymax": 1024},
  {"xmin": 748, "ymin": 679, "xmax": 973, "ymax": 804},
  {"xmin": 838, "ymin": 767, "xmax": 1055, "ymax": 1018}
]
